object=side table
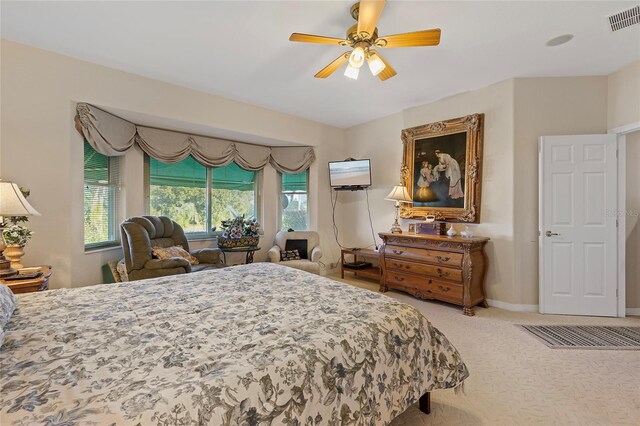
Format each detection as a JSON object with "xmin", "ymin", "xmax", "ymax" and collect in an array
[
  {"xmin": 220, "ymin": 246, "xmax": 261, "ymax": 265},
  {"xmin": 1, "ymin": 265, "xmax": 52, "ymax": 294}
]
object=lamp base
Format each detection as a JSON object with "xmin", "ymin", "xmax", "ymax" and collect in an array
[
  {"xmin": 390, "ymin": 220, "xmax": 403, "ymax": 234},
  {"xmin": 0, "ymin": 257, "xmax": 18, "ymax": 278}
]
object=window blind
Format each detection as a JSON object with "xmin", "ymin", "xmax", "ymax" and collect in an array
[
  {"xmin": 282, "ymin": 171, "xmax": 308, "ymax": 192},
  {"xmin": 149, "ymin": 156, "xmax": 207, "ymax": 188},
  {"xmin": 211, "ymin": 162, "xmax": 255, "ymax": 191},
  {"xmin": 84, "ymin": 141, "xmax": 120, "ymax": 247}
]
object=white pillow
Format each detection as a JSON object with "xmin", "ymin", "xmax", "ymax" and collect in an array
[{"xmin": 0, "ymin": 283, "xmax": 18, "ymax": 331}]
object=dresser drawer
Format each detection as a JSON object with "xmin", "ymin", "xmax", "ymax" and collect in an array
[
  {"xmin": 385, "ymin": 271, "xmax": 463, "ymax": 302},
  {"xmin": 385, "ymin": 245, "xmax": 463, "ymax": 268},
  {"xmin": 427, "ymin": 279, "xmax": 464, "ymax": 302},
  {"xmin": 385, "ymin": 258, "xmax": 463, "ymax": 283},
  {"xmin": 385, "ymin": 270, "xmax": 427, "ymax": 289}
]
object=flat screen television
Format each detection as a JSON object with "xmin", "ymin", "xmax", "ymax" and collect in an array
[{"xmin": 329, "ymin": 159, "xmax": 372, "ymax": 190}]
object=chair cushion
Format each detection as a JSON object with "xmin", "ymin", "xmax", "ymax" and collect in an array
[
  {"xmin": 280, "ymin": 259, "xmax": 320, "ymax": 274},
  {"xmin": 285, "ymin": 239, "xmax": 308, "ymax": 260},
  {"xmin": 152, "ymin": 246, "xmax": 199, "ymax": 265},
  {"xmin": 281, "ymin": 249, "xmax": 301, "ymax": 261}
]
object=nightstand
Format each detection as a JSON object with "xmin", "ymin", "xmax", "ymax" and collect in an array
[{"xmin": 0, "ymin": 266, "xmax": 52, "ymax": 294}]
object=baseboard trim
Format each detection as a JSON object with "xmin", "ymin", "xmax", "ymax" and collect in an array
[
  {"xmin": 486, "ymin": 300, "xmax": 640, "ymax": 316},
  {"xmin": 626, "ymin": 308, "xmax": 640, "ymax": 316},
  {"xmin": 486, "ymin": 299, "xmax": 539, "ymax": 312}
]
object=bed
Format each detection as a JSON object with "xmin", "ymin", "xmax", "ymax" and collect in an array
[{"xmin": 0, "ymin": 263, "xmax": 468, "ymax": 425}]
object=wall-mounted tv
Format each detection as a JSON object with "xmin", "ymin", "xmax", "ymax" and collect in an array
[{"xmin": 329, "ymin": 159, "xmax": 372, "ymax": 190}]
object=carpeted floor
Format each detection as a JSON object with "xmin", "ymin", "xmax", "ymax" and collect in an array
[{"xmin": 331, "ymin": 274, "xmax": 640, "ymax": 426}]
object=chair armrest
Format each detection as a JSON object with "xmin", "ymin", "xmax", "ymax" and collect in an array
[
  {"xmin": 310, "ymin": 246, "xmax": 323, "ymax": 263},
  {"xmin": 191, "ymin": 248, "xmax": 223, "ymax": 265},
  {"xmin": 268, "ymin": 245, "xmax": 281, "ymax": 263},
  {"xmin": 144, "ymin": 257, "xmax": 191, "ymax": 272}
]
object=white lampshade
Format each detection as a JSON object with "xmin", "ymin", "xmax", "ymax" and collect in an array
[
  {"xmin": 348, "ymin": 46, "xmax": 365, "ymax": 68},
  {"xmin": 385, "ymin": 185, "xmax": 413, "ymax": 203},
  {"xmin": 367, "ymin": 52, "xmax": 386, "ymax": 76},
  {"xmin": 344, "ymin": 64, "xmax": 360, "ymax": 80},
  {"xmin": 0, "ymin": 181, "xmax": 40, "ymax": 217}
]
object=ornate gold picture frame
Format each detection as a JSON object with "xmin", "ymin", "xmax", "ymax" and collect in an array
[{"xmin": 400, "ymin": 113, "xmax": 484, "ymax": 222}]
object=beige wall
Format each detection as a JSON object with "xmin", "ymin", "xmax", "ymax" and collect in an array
[
  {"xmin": 344, "ymin": 77, "xmax": 612, "ymax": 308},
  {"xmin": 344, "ymin": 80, "xmax": 518, "ymax": 305},
  {"xmin": 513, "ymin": 77, "xmax": 609, "ymax": 305},
  {"xmin": 0, "ymin": 39, "xmax": 345, "ymax": 289},
  {"xmin": 608, "ymin": 60, "xmax": 640, "ymax": 130},
  {"xmin": 626, "ymin": 131, "xmax": 640, "ymax": 309}
]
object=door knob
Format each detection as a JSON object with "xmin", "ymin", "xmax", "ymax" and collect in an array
[{"xmin": 545, "ymin": 231, "xmax": 560, "ymax": 237}]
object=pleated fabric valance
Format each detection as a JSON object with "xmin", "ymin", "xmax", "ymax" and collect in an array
[{"xmin": 75, "ymin": 103, "xmax": 315, "ymax": 173}]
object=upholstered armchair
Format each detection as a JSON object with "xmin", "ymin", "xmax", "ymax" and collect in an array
[
  {"xmin": 119, "ymin": 216, "xmax": 224, "ymax": 281},
  {"xmin": 268, "ymin": 231, "xmax": 322, "ymax": 274}
]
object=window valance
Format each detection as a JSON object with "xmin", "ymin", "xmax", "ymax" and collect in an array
[{"xmin": 75, "ymin": 103, "xmax": 315, "ymax": 173}]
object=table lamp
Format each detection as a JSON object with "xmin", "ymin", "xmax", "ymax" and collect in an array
[
  {"xmin": 0, "ymin": 181, "xmax": 40, "ymax": 278},
  {"xmin": 385, "ymin": 185, "xmax": 413, "ymax": 234}
]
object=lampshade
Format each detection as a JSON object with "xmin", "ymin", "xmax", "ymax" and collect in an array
[
  {"xmin": 0, "ymin": 181, "xmax": 40, "ymax": 217},
  {"xmin": 367, "ymin": 52, "xmax": 386, "ymax": 76},
  {"xmin": 385, "ymin": 185, "xmax": 413, "ymax": 203},
  {"xmin": 344, "ymin": 64, "xmax": 360, "ymax": 80}
]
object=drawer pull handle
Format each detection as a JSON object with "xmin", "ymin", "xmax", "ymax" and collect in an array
[
  {"xmin": 393, "ymin": 263, "xmax": 404, "ymax": 268},
  {"xmin": 438, "ymin": 285, "xmax": 450, "ymax": 292},
  {"xmin": 392, "ymin": 250, "xmax": 404, "ymax": 255},
  {"xmin": 435, "ymin": 256, "xmax": 450, "ymax": 263},
  {"xmin": 436, "ymin": 268, "xmax": 449, "ymax": 278},
  {"xmin": 395, "ymin": 276, "xmax": 404, "ymax": 282}
]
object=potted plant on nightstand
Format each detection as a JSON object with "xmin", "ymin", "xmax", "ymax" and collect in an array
[
  {"xmin": 218, "ymin": 215, "xmax": 260, "ymax": 248},
  {"xmin": 2, "ymin": 187, "xmax": 34, "ymax": 270}
]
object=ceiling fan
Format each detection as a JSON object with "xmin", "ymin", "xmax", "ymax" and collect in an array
[{"xmin": 289, "ymin": 0, "xmax": 441, "ymax": 81}]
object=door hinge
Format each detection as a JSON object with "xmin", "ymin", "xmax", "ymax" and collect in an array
[
  {"xmin": 616, "ymin": 219, "xmax": 619, "ymax": 228},
  {"xmin": 616, "ymin": 149, "xmax": 618, "ymax": 159}
]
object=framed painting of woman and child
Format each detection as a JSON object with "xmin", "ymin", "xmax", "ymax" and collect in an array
[{"xmin": 400, "ymin": 113, "xmax": 484, "ymax": 223}]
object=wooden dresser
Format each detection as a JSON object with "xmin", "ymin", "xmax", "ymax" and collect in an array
[{"xmin": 379, "ymin": 233, "xmax": 489, "ymax": 316}]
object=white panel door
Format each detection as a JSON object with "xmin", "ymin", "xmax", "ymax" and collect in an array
[{"xmin": 539, "ymin": 135, "xmax": 618, "ymax": 316}]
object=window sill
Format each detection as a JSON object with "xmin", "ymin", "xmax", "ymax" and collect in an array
[
  {"xmin": 187, "ymin": 235, "xmax": 220, "ymax": 242},
  {"xmin": 84, "ymin": 244, "xmax": 122, "ymax": 254}
]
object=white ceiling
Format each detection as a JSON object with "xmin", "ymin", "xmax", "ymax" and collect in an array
[{"xmin": 2, "ymin": 1, "xmax": 639, "ymax": 128}]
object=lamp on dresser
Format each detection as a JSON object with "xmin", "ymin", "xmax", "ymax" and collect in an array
[
  {"xmin": 385, "ymin": 185, "xmax": 413, "ymax": 234},
  {"xmin": 0, "ymin": 180, "xmax": 40, "ymax": 278}
]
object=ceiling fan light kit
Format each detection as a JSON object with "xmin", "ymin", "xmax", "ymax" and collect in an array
[
  {"xmin": 289, "ymin": 0, "xmax": 441, "ymax": 81},
  {"xmin": 344, "ymin": 64, "xmax": 360, "ymax": 80}
]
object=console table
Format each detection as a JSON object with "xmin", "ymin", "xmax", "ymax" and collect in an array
[
  {"xmin": 340, "ymin": 248, "xmax": 382, "ymax": 285},
  {"xmin": 379, "ymin": 233, "xmax": 489, "ymax": 316}
]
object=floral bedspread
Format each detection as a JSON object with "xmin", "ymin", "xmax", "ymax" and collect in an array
[{"xmin": 0, "ymin": 263, "xmax": 468, "ymax": 425}]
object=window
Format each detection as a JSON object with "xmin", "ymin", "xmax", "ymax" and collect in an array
[
  {"xmin": 149, "ymin": 156, "xmax": 207, "ymax": 233},
  {"xmin": 84, "ymin": 141, "xmax": 121, "ymax": 249},
  {"xmin": 280, "ymin": 171, "xmax": 308, "ymax": 231},
  {"xmin": 211, "ymin": 163, "xmax": 257, "ymax": 229},
  {"xmin": 148, "ymin": 157, "xmax": 259, "ymax": 236}
]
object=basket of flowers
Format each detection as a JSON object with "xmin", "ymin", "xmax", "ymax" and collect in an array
[{"xmin": 217, "ymin": 215, "xmax": 260, "ymax": 248}]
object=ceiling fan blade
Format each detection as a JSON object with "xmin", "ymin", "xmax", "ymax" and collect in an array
[
  {"xmin": 289, "ymin": 33, "xmax": 347, "ymax": 45},
  {"xmin": 371, "ymin": 50, "xmax": 396, "ymax": 81},
  {"xmin": 357, "ymin": 0, "xmax": 386, "ymax": 39},
  {"xmin": 376, "ymin": 29, "xmax": 441, "ymax": 48},
  {"xmin": 314, "ymin": 52, "xmax": 350, "ymax": 78}
]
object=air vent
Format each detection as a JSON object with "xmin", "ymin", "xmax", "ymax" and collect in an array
[{"xmin": 608, "ymin": 5, "xmax": 640, "ymax": 32}]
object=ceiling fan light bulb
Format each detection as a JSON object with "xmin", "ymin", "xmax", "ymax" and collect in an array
[
  {"xmin": 367, "ymin": 54, "xmax": 386, "ymax": 76},
  {"xmin": 344, "ymin": 64, "xmax": 360, "ymax": 80},
  {"xmin": 348, "ymin": 46, "xmax": 365, "ymax": 68}
]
